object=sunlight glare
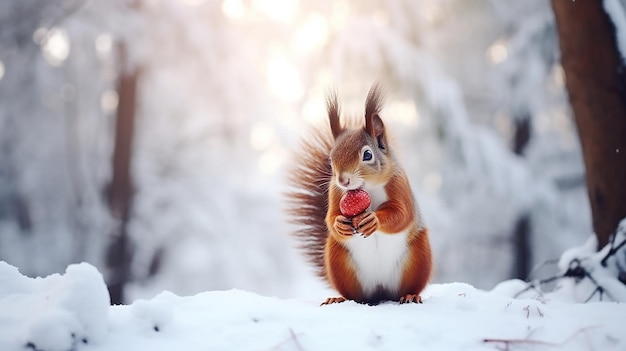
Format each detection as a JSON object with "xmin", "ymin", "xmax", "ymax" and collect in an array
[
  {"xmin": 385, "ymin": 100, "xmax": 419, "ymax": 127},
  {"xmin": 423, "ymin": 4, "xmax": 443, "ymax": 25},
  {"xmin": 95, "ymin": 33, "xmax": 113, "ymax": 59},
  {"xmin": 250, "ymin": 122, "xmax": 275, "ymax": 150},
  {"xmin": 293, "ymin": 13, "xmax": 329, "ymax": 53},
  {"xmin": 179, "ymin": 0, "xmax": 206, "ymax": 6},
  {"xmin": 41, "ymin": 27, "xmax": 70, "ymax": 66},
  {"xmin": 266, "ymin": 50, "xmax": 303, "ymax": 102},
  {"xmin": 486, "ymin": 39, "xmax": 508, "ymax": 65},
  {"xmin": 101, "ymin": 90, "xmax": 119, "ymax": 113},
  {"xmin": 252, "ymin": 0, "xmax": 298, "ymax": 23},
  {"xmin": 32, "ymin": 27, "xmax": 47, "ymax": 44},
  {"xmin": 0, "ymin": 60, "xmax": 5, "ymax": 81},
  {"xmin": 302, "ymin": 95, "xmax": 326, "ymax": 124},
  {"xmin": 331, "ymin": 1, "xmax": 350, "ymax": 28},
  {"xmin": 222, "ymin": 0, "xmax": 246, "ymax": 19},
  {"xmin": 373, "ymin": 10, "xmax": 389, "ymax": 27}
]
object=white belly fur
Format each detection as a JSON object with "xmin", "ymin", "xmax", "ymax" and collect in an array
[
  {"xmin": 345, "ymin": 229, "xmax": 409, "ymax": 298},
  {"xmin": 344, "ymin": 183, "xmax": 409, "ymax": 298}
]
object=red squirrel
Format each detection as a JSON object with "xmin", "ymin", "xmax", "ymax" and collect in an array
[{"xmin": 287, "ymin": 84, "xmax": 432, "ymax": 305}]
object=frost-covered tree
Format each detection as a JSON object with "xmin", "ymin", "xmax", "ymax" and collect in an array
[
  {"xmin": 0, "ymin": 0, "xmax": 116, "ymax": 277},
  {"xmin": 0, "ymin": 0, "xmax": 302, "ymax": 301}
]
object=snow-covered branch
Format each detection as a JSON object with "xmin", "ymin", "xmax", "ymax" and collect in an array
[{"xmin": 515, "ymin": 218, "xmax": 626, "ymax": 303}]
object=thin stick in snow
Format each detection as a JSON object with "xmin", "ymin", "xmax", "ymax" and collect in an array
[
  {"xmin": 483, "ymin": 326, "xmax": 598, "ymax": 351},
  {"xmin": 267, "ymin": 328, "xmax": 306, "ymax": 351}
]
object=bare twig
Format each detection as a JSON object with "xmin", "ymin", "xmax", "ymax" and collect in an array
[
  {"xmin": 289, "ymin": 328, "xmax": 305, "ymax": 351},
  {"xmin": 581, "ymin": 267, "xmax": 616, "ymax": 302},
  {"xmin": 483, "ymin": 326, "xmax": 597, "ymax": 350},
  {"xmin": 584, "ymin": 286, "xmax": 603, "ymax": 303},
  {"xmin": 523, "ymin": 305, "xmax": 530, "ymax": 319},
  {"xmin": 601, "ymin": 235, "xmax": 626, "ymax": 267},
  {"xmin": 526, "ymin": 258, "xmax": 560, "ymax": 281},
  {"xmin": 516, "ymin": 245, "xmax": 621, "ymax": 302},
  {"xmin": 268, "ymin": 328, "xmax": 305, "ymax": 351},
  {"xmin": 514, "ymin": 275, "xmax": 563, "ymax": 299},
  {"xmin": 484, "ymin": 336, "xmax": 556, "ymax": 351}
]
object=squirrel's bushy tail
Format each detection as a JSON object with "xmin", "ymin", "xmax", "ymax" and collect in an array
[{"xmin": 285, "ymin": 124, "xmax": 334, "ymax": 278}]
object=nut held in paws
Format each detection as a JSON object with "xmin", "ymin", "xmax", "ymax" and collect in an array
[{"xmin": 339, "ymin": 189, "xmax": 371, "ymax": 217}]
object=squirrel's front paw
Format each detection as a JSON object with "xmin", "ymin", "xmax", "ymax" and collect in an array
[
  {"xmin": 333, "ymin": 215, "xmax": 356, "ymax": 239},
  {"xmin": 352, "ymin": 211, "xmax": 379, "ymax": 237}
]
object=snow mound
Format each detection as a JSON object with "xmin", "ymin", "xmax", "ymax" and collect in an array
[
  {"xmin": 0, "ymin": 262, "xmax": 109, "ymax": 351},
  {"xmin": 511, "ymin": 218, "xmax": 626, "ymax": 303},
  {"xmin": 1, "ymin": 261, "xmax": 626, "ymax": 351}
]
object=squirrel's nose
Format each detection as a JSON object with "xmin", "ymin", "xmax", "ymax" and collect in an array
[{"xmin": 338, "ymin": 173, "xmax": 351, "ymax": 188}]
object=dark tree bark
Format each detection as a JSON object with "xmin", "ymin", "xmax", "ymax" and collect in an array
[
  {"xmin": 552, "ymin": 0, "xmax": 626, "ymax": 248},
  {"xmin": 512, "ymin": 213, "xmax": 531, "ymax": 280},
  {"xmin": 106, "ymin": 44, "xmax": 139, "ymax": 305},
  {"xmin": 512, "ymin": 114, "xmax": 531, "ymax": 156},
  {"xmin": 511, "ymin": 113, "xmax": 532, "ymax": 280}
]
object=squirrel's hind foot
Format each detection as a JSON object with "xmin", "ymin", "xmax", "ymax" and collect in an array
[
  {"xmin": 399, "ymin": 294, "xmax": 423, "ymax": 304},
  {"xmin": 320, "ymin": 296, "xmax": 347, "ymax": 305}
]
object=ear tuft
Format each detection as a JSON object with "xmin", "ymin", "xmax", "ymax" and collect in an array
[
  {"xmin": 364, "ymin": 83, "xmax": 384, "ymax": 137},
  {"xmin": 364, "ymin": 84, "xmax": 387, "ymax": 152},
  {"xmin": 372, "ymin": 114, "xmax": 387, "ymax": 152},
  {"xmin": 365, "ymin": 83, "xmax": 384, "ymax": 121},
  {"xmin": 327, "ymin": 90, "xmax": 342, "ymax": 139}
]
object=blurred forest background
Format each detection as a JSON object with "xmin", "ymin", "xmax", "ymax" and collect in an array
[{"xmin": 1, "ymin": 0, "xmax": 622, "ymax": 304}]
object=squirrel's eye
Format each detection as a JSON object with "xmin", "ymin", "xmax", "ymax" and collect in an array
[{"xmin": 362, "ymin": 149, "xmax": 373, "ymax": 162}]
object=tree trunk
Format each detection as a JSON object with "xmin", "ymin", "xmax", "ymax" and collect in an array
[
  {"xmin": 512, "ymin": 113, "xmax": 532, "ymax": 280},
  {"xmin": 552, "ymin": 0, "xmax": 626, "ymax": 248},
  {"xmin": 106, "ymin": 44, "xmax": 139, "ymax": 305}
]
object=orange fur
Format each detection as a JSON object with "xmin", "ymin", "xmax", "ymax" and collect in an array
[
  {"xmin": 399, "ymin": 228, "xmax": 432, "ymax": 297},
  {"xmin": 324, "ymin": 238, "xmax": 364, "ymax": 301},
  {"xmin": 287, "ymin": 84, "xmax": 433, "ymax": 305},
  {"xmin": 375, "ymin": 172, "xmax": 415, "ymax": 234}
]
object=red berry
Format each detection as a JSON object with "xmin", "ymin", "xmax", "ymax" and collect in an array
[{"xmin": 339, "ymin": 189, "xmax": 371, "ymax": 217}]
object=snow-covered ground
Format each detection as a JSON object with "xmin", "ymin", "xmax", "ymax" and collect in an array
[{"xmin": 2, "ymin": 227, "xmax": 626, "ymax": 351}]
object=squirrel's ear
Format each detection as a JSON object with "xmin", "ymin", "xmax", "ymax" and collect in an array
[
  {"xmin": 367, "ymin": 114, "xmax": 387, "ymax": 153},
  {"xmin": 364, "ymin": 84, "xmax": 387, "ymax": 152},
  {"xmin": 327, "ymin": 90, "xmax": 342, "ymax": 139}
]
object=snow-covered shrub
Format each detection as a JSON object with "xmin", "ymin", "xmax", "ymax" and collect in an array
[{"xmin": 505, "ymin": 218, "xmax": 626, "ymax": 303}]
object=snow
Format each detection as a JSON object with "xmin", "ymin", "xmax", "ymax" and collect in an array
[
  {"xmin": 0, "ymin": 7, "xmax": 621, "ymax": 350},
  {"xmin": 604, "ymin": 0, "xmax": 626, "ymax": 63},
  {"xmin": 508, "ymin": 218, "xmax": 626, "ymax": 306},
  {"xmin": 1, "ymin": 259, "xmax": 625, "ymax": 351},
  {"xmin": 0, "ymin": 263, "xmax": 109, "ymax": 351}
]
